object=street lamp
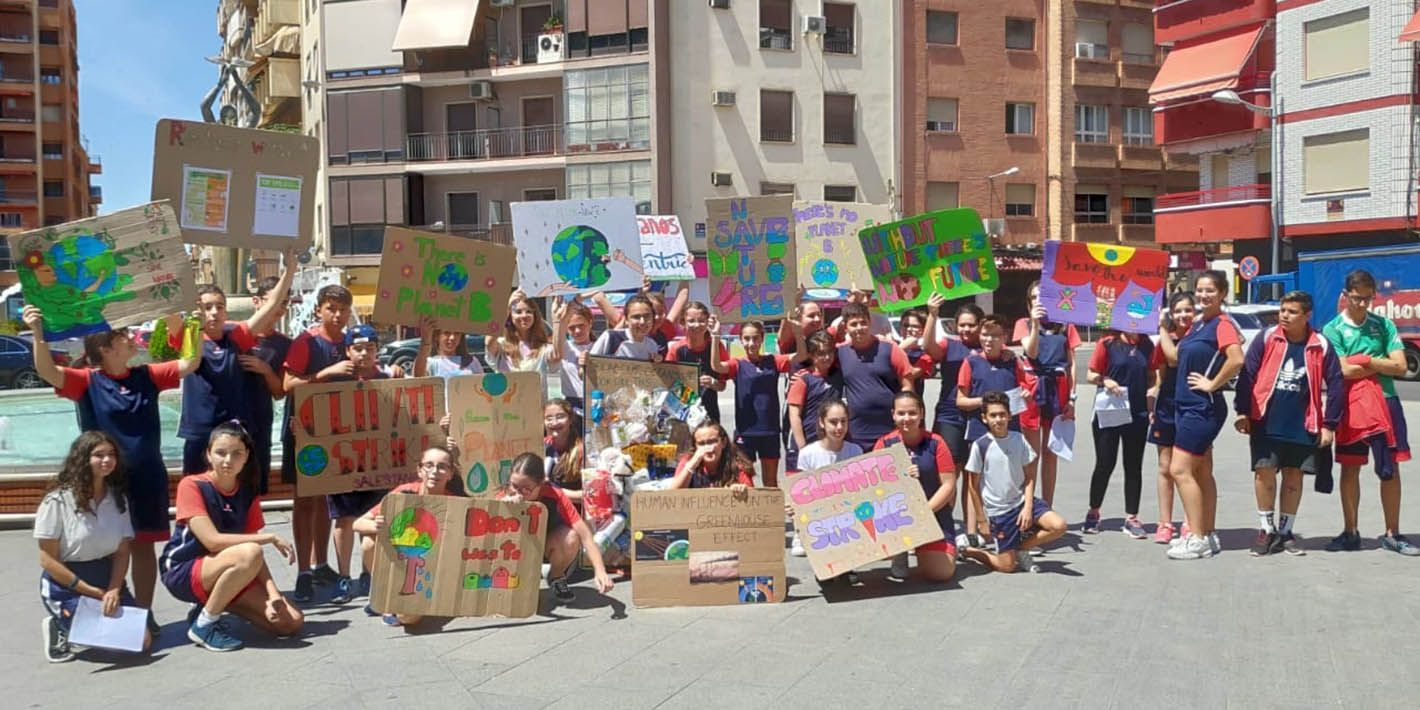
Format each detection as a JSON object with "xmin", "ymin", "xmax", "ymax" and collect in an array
[
  {"xmin": 1211, "ymin": 86, "xmax": 1281, "ymax": 286},
  {"xmin": 985, "ymin": 166, "xmax": 1020, "ymax": 230}
]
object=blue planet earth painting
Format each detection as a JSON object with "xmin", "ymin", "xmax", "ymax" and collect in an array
[
  {"xmin": 435, "ymin": 262, "xmax": 469, "ymax": 292},
  {"xmin": 550, "ymin": 225, "xmax": 611, "ymax": 289}
]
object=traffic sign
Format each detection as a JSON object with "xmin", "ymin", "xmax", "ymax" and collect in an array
[{"xmin": 1238, "ymin": 256, "xmax": 1261, "ymax": 281}]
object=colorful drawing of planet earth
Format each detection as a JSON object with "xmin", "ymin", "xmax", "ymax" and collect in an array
[
  {"xmin": 482, "ymin": 372, "xmax": 508, "ymax": 396},
  {"xmin": 436, "ymin": 262, "xmax": 470, "ymax": 292},
  {"xmin": 295, "ymin": 445, "xmax": 328, "ymax": 476},
  {"xmin": 811, "ymin": 259, "xmax": 838, "ymax": 286},
  {"xmin": 50, "ymin": 235, "xmax": 121, "ymax": 295},
  {"xmin": 390, "ymin": 507, "xmax": 439, "ymax": 558},
  {"xmin": 551, "ymin": 224, "xmax": 612, "ymax": 288},
  {"xmin": 664, "ymin": 539, "xmax": 690, "ymax": 561}
]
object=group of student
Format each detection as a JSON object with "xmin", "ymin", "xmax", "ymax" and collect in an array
[{"xmin": 26, "ymin": 254, "xmax": 1414, "ymax": 663}]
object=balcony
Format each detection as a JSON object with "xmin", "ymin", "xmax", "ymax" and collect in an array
[
  {"xmin": 1154, "ymin": 183, "xmax": 1271, "ymax": 244},
  {"xmin": 1155, "ymin": 0, "xmax": 1276, "ymax": 47},
  {"xmin": 1073, "ymin": 58, "xmax": 1118, "ymax": 88},
  {"xmin": 1072, "ymin": 223, "xmax": 1119, "ymax": 244},
  {"xmin": 0, "ymin": 189, "xmax": 36, "ymax": 204},
  {"xmin": 1119, "ymin": 144, "xmax": 1163, "ymax": 171},
  {"xmin": 1120, "ymin": 60, "xmax": 1160, "ymax": 91},
  {"xmin": 413, "ymin": 223, "xmax": 513, "ymax": 246},
  {"xmin": 823, "ymin": 29, "xmax": 854, "ymax": 55},
  {"xmin": 0, "ymin": 71, "xmax": 32, "ymax": 83},
  {"xmin": 1153, "ymin": 89, "xmax": 1269, "ymax": 145},
  {"xmin": 87, "ymin": 153, "xmax": 99, "ymax": 174},
  {"xmin": 406, "ymin": 125, "xmax": 562, "ymax": 163},
  {"xmin": 88, "ymin": 184, "xmax": 100, "ymax": 203},
  {"xmin": 1073, "ymin": 142, "xmax": 1119, "ymax": 170}
]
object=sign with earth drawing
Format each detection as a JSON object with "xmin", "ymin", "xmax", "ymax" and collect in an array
[
  {"xmin": 373, "ymin": 227, "xmax": 516, "ymax": 336},
  {"xmin": 792, "ymin": 200, "xmax": 893, "ymax": 299},
  {"xmin": 8, "ymin": 201, "xmax": 195, "ymax": 342},
  {"xmin": 858, "ymin": 207, "xmax": 998, "ymax": 313},
  {"xmin": 510, "ymin": 197, "xmax": 643, "ymax": 297}
]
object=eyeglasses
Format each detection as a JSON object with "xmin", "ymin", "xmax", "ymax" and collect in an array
[
  {"xmin": 510, "ymin": 482, "xmax": 537, "ymax": 494},
  {"xmin": 1346, "ymin": 292, "xmax": 1375, "ymax": 304},
  {"xmin": 419, "ymin": 462, "xmax": 453, "ymax": 473}
]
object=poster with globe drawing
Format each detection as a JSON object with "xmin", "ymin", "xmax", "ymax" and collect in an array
[
  {"xmin": 510, "ymin": 197, "xmax": 643, "ymax": 297},
  {"xmin": 1039, "ymin": 240, "xmax": 1168, "ymax": 335},
  {"xmin": 8, "ymin": 201, "xmax": 195, "ymax": 342},
  {"xmin": 372, "ymin": 227, "xmax": 516, "ymax": 335},
  {"xmin": 792, "ymin": 201, "xmax": 893, "ymax": 300}
]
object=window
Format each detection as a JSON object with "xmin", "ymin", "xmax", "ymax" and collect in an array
[
  {"xmin": 760, "ymin": 182, "xmax": 795, "ymax": 196},
  {"xmin": 823, "ymin": 3, "xmax": 854, "ymax": 54},
  {"xmin": 760, "ymin": 90, "xmax": 794, "ymax": 142},
  {"xmin": 926, "ymin": 11, "xmax": 958, "ymax": 45},
  {"xmin": 41, "ymin": 105, "xmax": 60, "ymax": 123},
  {"xmin": 40, "ymin": 67, "xmax": 61, "ymax": 85},
  {"xmin": 759, "ymin": 0, "xmax": 793, "ymax": 50},
  {"xmin": 1075, "ymin": 104, "xmax": 1109, "ymax": 143},
  {"xmin": 1005, "ymin": 103, "xmax": 1035, "ymax": 135},
  {"xmin": 325, "ymin": 88, "xmax": 404, "ymax": 164},
  {"xmin": 1005, "ymin": 18, "xmax": 1035, "ymax": 50},
  {"xmin": 926, "ymin": 182, "xmax": 959, "ymax": 210},
  {"xmin": 567, "ymin": 160, "xmax": 653, "ymax": 213},
  {"xmin": 1122, "ymin": 24, "xmax": 1155, "ymax": 64},
  {"xmin": 0, "ymin": 238, "xmax": 9, "ymax": 270},
  {"xmin": 1074, "ymin": 20, "xmax": 1108, "ymax": 59},
  {"xmin": 327, "ymin": 176, "xmax": 406, "ymax": 256},
  {"xmin": 1303, "ymin": 129, "xmax": 1369, "ymax": 195},
  {"xmin": 42, "ymin": 180, "xmax": 62, "ymax": 197},
  {"xmin": 824, "ymin": 185, "xmax": 856, "ymax": 202},
  {"xmin": 565, "ymin": 65, "xmax": 651, "ymax": 151},
  {"xmin": 447, "ymin": 192, "xmax": 479, "ymax": 226},
  {"xmin": 926, "ymin": 98, "xmax": 957, "ymax": 132},
  {"xmin": 1005, "ymin": 183, "xmax": 1035, "ymax": 217},
  {"xmin": 0, "ymin": 212, "xmax": 20, "ymax": 227},
  {"xmin": 1124, "ymin": 188, "xmax": 1154, "ymax": 225},
  {"xmin": 42, "ymin": 143, "xmax": 60, "ymax": 160},
  {"xmin": 824, "ymin": 93, "xmax": 856, "ymax": 144},
  {"xmin": 1305, "ymin": 8, "xmax": 1369, "ymax": 81},
  {"xmin": 1123, "ymin": 107, "xmax": 1153, "ymax": 146},
  {"xmin": 523, "ymin": 188, "xmax": 558, "ymax": 201},
  {"xmin": 1074, "ymin": 187, "xmax": 1109, "ymax": 224},
  {"xmin": 39, "ymin": 30, "xmax": 58, "ymax": 45}
]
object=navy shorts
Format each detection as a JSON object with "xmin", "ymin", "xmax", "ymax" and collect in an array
[
  {"xmin": 182, "ymin": 437, "xmax": 208, "ymax": 475},
  {"xmin": 1148, "ymin": 418, "xmax": 1176, "ymax": 448},
  {"xmin": 127, "ymin": 457, "xmax": 171, "ymax": 543},
  {"xmin": 1250, "ymin": 434, "xmax": 1319, "ymax": 473},
  {"xmin": 40, "ymin": 558, "xmax": 140, "ymax": 631},
  {"xmin": 735, "ymin": 433, "xmax": 781, "ymax": 462},
  {"xmin": 1337, "ymin": 396, "xmax": 1412, "ymax": 465},
  {"xmin": 934, "ymin": 420, "xmax": 969, "ymax": 473},
  {"xmin": 161, "ymin": 556, "xmax": 261, "ymax": 605},
  {"xmin": 784, "ymin": 437, "xmax": 800, "ymax": 472},
  {"xmin": 1172, "ymin": 404, "xmax": 1227, "ymax": 456},
  {"xmin": 327, "ymin": 489, "xmax": 387, "ymax": 520},
  {"xmin": 989, "ymin": 497, "xmax": 1054, "ymax": 552}
]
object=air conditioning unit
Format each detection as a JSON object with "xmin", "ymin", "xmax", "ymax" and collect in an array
[
  {"xmin": 712, "ymin": 90, "xmax": 736, "ymax": 107},
  {"xmin": 983, "ymin": 218, "xmax": 1006, "ymax": 236},
  {"xmin": 804, "ymin": 16, "xmax": 826, "ymax": 34},
  {"xmin": 710, "ymin": 172, "xmax": 734, "ymax": 187},
  {"xmin": 1075, "ymin": 42, "xmax": 1105, "ymax": 59},
  {"xmin": 925, "ymin": 120, "xmax": 955, "ymax": 132},
  {"xmin": 490, "ymin": 0, "xmax": 515, "ymax": 7},
  {"xmin": 709, "ymin": 0, "xmax": 731, "ymax": 8},
  {"xmin": 537, "ymin": 32, "xmax": 564, "ymax": 63},
  {"xmin": 470, "ymin": 81, "xmax": 495, "ymax": 100}
]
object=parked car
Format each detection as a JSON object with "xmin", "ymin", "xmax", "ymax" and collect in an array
[
  {"xmin": 377, "ymin": 334, "xmax": 488, "ymax": 373},
  {"xmin": 1224, "ymin": 304, "xmax": 1279, "ymax": 389},
  {"xmin": 1, "ymin": 334, "xmax": 70, "ymax": 389}
]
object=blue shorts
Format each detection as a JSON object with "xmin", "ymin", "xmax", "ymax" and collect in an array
[
  {"xmin": 735, "ymin": 433, "xmax": 781, "ymax": 462},
  {"xmin": 127, "ymin": 456, "xmax": 172, "ymax": 543},
  {"xmin": 40, "ymin": 558, "xmax": 141, "ymax": 631},
  {"xmin": 182, "ymin": 437, "xmax": 208, "ymax": 475},
  {"xmin": 1337, "ymin": 396, "xmax": 1412, "ymax": 465},
  {"xmin": 161, "ymin": 556, "xmax": 261, "ymax": 605},
  {"xmin": 989, "ymin": 497, "xmax": 1053, "ymax": 552},
  {"xmin": 934, "ymin": 421, "xmax": 969, "ymax": 473},
  {"xmin": 1172, "ymin": 404, "xmax": 1227, "ymax": 456},
  {"xmin": 1148, "ymin": 419, "xmax": 1176, "ymax": 448},
  {"xmin": 327, "ymin": 489, "xmax": 387, "ymax": 520}
]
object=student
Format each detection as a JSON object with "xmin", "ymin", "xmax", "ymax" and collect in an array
[
  {"xmin": 591, "ymin": 293, "xmax": 663, "ymax": 361},
  {"xmin": 281, "ymin": 284, "xmax": 353, "ymax": 600},
  {"xmin": 1083, "ymin": 328, "xmax": 1154, "ymax": 538},
  {"xmin": 556, "ymin": 299, "xmax": 607, "ymax": 414},
  {"xmin": 24, "ymin": 305, "xmax": 200, "ymax": 617},
  {"xmin": 897, "ymin": 308, "xmax": 936, "ymax": 397},
  {"xmin": 1149, "ymin": 293, "xmax": 1195, "ymax": 544},
  {"xmin": 836, "ymin": 302, "xmax": 914, "ymax": 451},
  {"xmin": 1167, "ymin": 271, "xmax": 1244, "ymax": 560},
  {"xmin": 1014, "ymin": 281, "xmax": 1080, "ymax": 506},
  {"xmin": 503, "ymin": 453, "xmax": 615, "ymax": 604},
  {"xmin": 776, "ymin": 300, "xmax": 826, "ymax": 359},
  {"xmin": 829, "ymin": 287, "xmax": 894, "ymax": 338},
  {"xmin": 669, "ymin": 421, "xmax": 755, "ymax": 491},
  {"xmin": 923, "ymin": 297, "xmax": 983, "ymax": 536},
  {"xmin": 962, "ymin": 392, "xmax": 1068, "ymax": 573},
  {"xmin": 36, "ymin": 432, "xmax": 152, "ymax": 662},
  {"xmin": 874, "ymin": 391, "xmax": 957, "ymax": 583},
  {"xmin": 1322, "ymin": 269, "xmax": 1417, "ymax": 555},
  {"xmin": 543, "ymin": 399, "xmax": 585, "ymax": 504},
  {"xmin": 488, "ymin": 290, "xmax": 565, "ymax": 400},
  {"xmin": 412, "ymin": 315, "xmax": 485, "ymax": 380},
  {"xmin": 786, "ymin": 331, "xmax": 845, "ymax": 476},
  {"xmin": 710, "ymin": 318, "xmax": 804, "ymax": 488},
  {"xmin": 791, "ymin": 400, "xmax": 861, "ymax": 558},
  {"xmin": 159, "ymin": 423, "xmax": 303, "ymax": 652},
  {"xmin": 1235, "ymin": 291, "xmax": 1341, "ymax": 557},
  {"xmin": 666, "ymin": 301, "xmax": 729, "ymax": 423},
  {"xmin": 244, "ymin": 276, "xmax": 296, "ymax": 496}
]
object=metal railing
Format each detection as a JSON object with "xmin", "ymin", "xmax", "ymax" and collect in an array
[
  {"xmin": 406, "ymin": 124, "xmax": 563, "ymax": 162},
  {"xmin": 414, "ymin": 223, "xmax": 513, "ymax": 246},
  {"xmin": 1156, "ymin": 183, "xmax": 1270, "ymax": 211},
  {"xmin": 823, "ymin": 30, "xmax": 854, "ymax": 54},
  {"xmin": 0, "ymin": 190, "xmax": 37, "ymax": 203},
  {"xmin": 0, "ymin": 73, "xmax": 33, "ymax": 83},
  {"xmin": 0, "ymin": 32, "xmax": 30, "ymax": 42},
  {"xmin": 760, "ymin": 126, "xmax": 793, "ymax": 143},
  {"xmin": 0, "ymin": 111, "xmax": 33, "ymax": 122},
  {"xmin": 759, "ymin": 29, "xmax": 792, "ymax": 50}
]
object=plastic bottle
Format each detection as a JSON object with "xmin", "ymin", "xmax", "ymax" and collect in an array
[{"xmin": 590, "ymin": 390, "xmax": 605, "ymax": 425}]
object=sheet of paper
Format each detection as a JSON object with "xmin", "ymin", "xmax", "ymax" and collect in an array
[
  {"xmin": 1048, "ymin": 415, "xmax": 1075, "ymax": 461},
  {"xmin": 1006, "ymin": 386, "xmax": 1029, "ymax": 416},
  {"xmin": 180, "ymin": 165, "xmax": 231, "ymax": 232},
  {"xmin": 1094, "ymin": 387, "xmax": 1132, "ymax": 429},
  {"xmin": 68, "ymin": 597, "xmax": 147, "ymax": 652},
  {"xmin": 252, "ymin": 174, "xmax": 303, "ymax": 238}
]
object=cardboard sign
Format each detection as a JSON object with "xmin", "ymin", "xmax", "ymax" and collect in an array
[
  {"xmin": 630, "ymin": 488, "xmax": 786, "ymax": 608},
  {"xmin": 8, "ymin": 202, "xmax": 195, "ymax": 342},
  {"xmin": 858, "ymin": 208, "xmax": 998, "ymax": 313},
  {"xmin": 151, "ymin": 119, "xmax": 318, "ymax": 250},
  {"xmin": 372, "ymin": 227, "xmax": 516, "ymax": 335},
  {"xmin": 369, "ymin": 494, "xmax": 546, "ymax": 619},
  {"xmin": 786, "ymin": 445, "xmax": 945, "ymax": 580},
  {"xmin": 510, "ymin": 197, "xmax": 643, "ymax": 297},
  {"xmin": 290, "ymin": 377, "xmax": 447, "ymax": 496},
  {"xmin": 706, "ymin": 195, "xmax": 798, "ymax": 323},
  {"xmin": 637, "ymin": 215, "xmax": 694, "ymax": 280},
  {"xmin": 583, "ymin": 355, "xmax": 699, "ymax": 470},
  {"xmin": 447, "ymin": 372, "xmax": 544, "ymax": 496},
  {"xmin": 793, "ymin": 201, "xmax": 893, "ymax": 298},
  {"xmin": 1040, "ymin": 241, "xmax": 1168, "ymax": 334}
]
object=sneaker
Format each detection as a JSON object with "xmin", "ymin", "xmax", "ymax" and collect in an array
[
  {"xmin": 186, "ymin": 604, "xmax": 202, "ymax": 626},
  {"xmin": 1278, "ymin": 533, "xmax": 1305, "ymax": 556},
  {"xmin": 1027, "ymin": 547, "xmax": 1044, "ymax": 557},
  {"xmin": 310, "ymin": 565, "xmax": 340, "ymax": 586},
  {"xmin": 293, "ymin": 572, "xmax": 315, "ymax": 603},
  {"xmin": 1122, "ymin": 516, "xmax": 1147, "ymax": 539},
  {"xmin": 146, "ymin": 613, "xmax": 161, "ymax": 635},
  {"xmin": 1250, "ymin": 531, "xmax": 1276, "ymax": 557},
  {"xmin": 330, "ymin": 576, "xmax": 353, "ymax": 604},
  {"xmin": 381, "ymin": 614, "xmax": 402, "ymax": 627},
  {"xmin": 1209, "ymin": 532, "xmax": 1222, "ymax": 555},
  {"xmin": 1325, "ymin": 530, "xmax": 1362, "ymax": 552},
  {"xmin": 363, "ymin": 604, "xmax": 380, "ymax": 617},
  {"xmin": 789, "ymin": 533, "xmax": 806, "ymax": 557},
  {"xmin": 1153, "ymin": 522, "xmax": 1175, "ymax": 544},
  {"xmin": 886, "ymin": 554, "xmax": 909, "ymax": 583},
  {"xmin": 357, "ymin": 571, "xmax": 372, "ymax": 598},
  {"xmin": 551, "ymin": 578, "xmax": 575, "ymax": 603},
  {"xmin": 42, "ymin": 616, "xmax": 74, "ymax": 663},
  {"xmin": 1180, "ymin": 522, "xmax": 1192, "ymax": 540},
  {"xmin": 187, "ymin": 618, "xmax": 243, "ymax": 652},
  {"xmin": 1016, "ymin": 553, "xmax": 1040, "ymax": 573},
  {"xmin": 844, "ymin": 571, "xmax": 862, "ymax": 586},
  {"xmin": 1167, "ymin": 535, "xmax": 1214, "ymax": 560},
  {"xmin": 1379, "ymin": 534, "xmax": 1420, "ymax": 557},
  {"xmin": 1082, "ymin": 509, "xmax": 1101, "ymax": 534}
]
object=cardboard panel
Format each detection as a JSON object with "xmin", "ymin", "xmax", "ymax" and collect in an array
[
  {"xmin": 786, "ymin": 445, "xmax": 945, "ymax": 580},
  {"xmin": 636, "ymin": 215, "xmax": 694, "ymax": 280},
  {"xmin": 290, "ymin": 377, "xmax": 447, "ymax": 496},
  {"xmin": 447, "ymin": 372, "xmax": 545, "ymax": 496},
  {"xmin": 857, "ymin": 208, "xmax": 998, "ymax": 313},
  {"xmin": 630, "ymin": 488, "xmax": 786, "ymax": 608},
  {"xmin": 369, "ymin": 494, "xmax": 546, "ymax": 619},
  {"xmin": 510, "ymin": 197, "xmax": 643, "ymax": 297},
  {"xmin": 1040, "ymin": 241, "xmax": 1169, "ymax": 335},
  {"xmin": 371, "ymin": 227, "xmax": 516, "ymax": 334},
  {"xmin": 583, "ymin": 355, "xmax": 699, "ymax": 470},
  {"xmin": 8, "ymin": 202, "xmax": 194, "ymax": 341},
  {"xmin": 151, "ymin": 119, "xmax": 318, "ymax": 250},
  {"xmin": 792, "ymin": 201, "xmax": 893, "ymax": 299},
  {"xmin": 705, "ymin": 195, "xmax": 798, "ymax": 323}
]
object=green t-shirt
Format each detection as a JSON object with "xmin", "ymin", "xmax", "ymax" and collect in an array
[{"xmin": 1323, "ymin": 311, "xmax": 1405, "ymax": 397}]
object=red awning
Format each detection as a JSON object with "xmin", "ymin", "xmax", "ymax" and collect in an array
[
  {"xmin": 1402, "ymin": 11, "xmax": 1420, "ymax": 42},
  {"xmin": 1149, "ymin": 27, "xmax": 1263, "ymax": 104}
]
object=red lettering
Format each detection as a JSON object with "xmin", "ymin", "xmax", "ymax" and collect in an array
[
  {"xmin": 526, "ymin": 504, "xmax": 542, "ymax": 535},
  {"xmin": 500, "ymin": 540, "xmax": 522, "ymax": 561},
  {"xmin": 327, "ymin": 392, "xmax": 349, "ymax": 434},
  {"xmin": 169, "ymin": 120, "xmax": 186, "ymax": 146},
  {"xmin": 465, "ymin": 508, "xmax": 522, "ymax": 537},
  {"xmin": 251, "ymin": 141, "xmax": 265, "ymax": 155}
]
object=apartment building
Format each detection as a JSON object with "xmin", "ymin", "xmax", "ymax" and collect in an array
[
  {"xmin": 0, "ymin": 0, "xmax": 100, "ymax": 290},
  {"xmin": 669, "ymin": 0, "xmax": 899, "ymax": 252}
]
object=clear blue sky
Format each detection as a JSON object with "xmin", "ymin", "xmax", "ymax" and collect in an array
[{"xmin": 75, "ymin": 0, "xmax": 218, "ymax": 215}]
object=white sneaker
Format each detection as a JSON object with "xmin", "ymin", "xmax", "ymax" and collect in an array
[
  {"xmin": 1208, "ymin": 532, "xmax": 1222, "ymax": 555},
  {"xmin": 789, "ymin": 533, "xmax": 806, "ymax": 557},
  {"xmin": 1167, "ymin": 534, "xmax": 1214, "ymax": 560},
  {"xmin": 1015, "ymin": 553, "xmax": 1040, "ymax": 573},
  {"xmin": 887, "ymin": 553, "xmax": 910, "ymax": 583}
]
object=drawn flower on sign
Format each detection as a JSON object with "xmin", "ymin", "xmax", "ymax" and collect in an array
[
  {"xmin": 401, "ymin": 265, "xmax": 415, "ymax": 278},
  {"xmin": 392, "ymin": 240, "xmax": 404, "ymax": 252}
]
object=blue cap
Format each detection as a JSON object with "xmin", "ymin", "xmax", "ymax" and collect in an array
[{"xmin": 344, "ymin": 323, "xmax": 379, "ymax": 347}]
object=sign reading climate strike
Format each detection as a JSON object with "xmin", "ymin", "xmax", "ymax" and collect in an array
[{"xmin": 290, "ymin": 377, "xmax": 447, "ymax": 497}]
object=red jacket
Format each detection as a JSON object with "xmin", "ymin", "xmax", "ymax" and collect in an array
[
  {"xmin": 1337, "ymin": 354, "xmax": 1395, "ymax": 447},
  {"xmin": 1238, "ymin": 325, "xmax": 1342, "ymax": 434}
]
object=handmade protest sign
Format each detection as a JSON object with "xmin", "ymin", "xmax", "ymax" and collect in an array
[
  {"xmin": 510, "ymin": 197, "xmax": 643, "ymax": 297},
  {"xmin": 8, "ymin": 202, "xmax": 194, "ymax": 342},
  {"xmin": 372, "ymin": 227, "xmax": 515, "ymax": 335},
  {"xmin": 858, "ymin": 207, "xmax": 998, "ymax": 313},
  {"xmin": 637, "ymin": 215, "xmax": 694, "ymax": 280},
  {"xmin": 630, "ymin": 488, "xmax": 786, "ymax": 607},
  {"xmin": 369, "ymin": 494, "xmax": 546, "ymax": 619},
  {"xmin": 706, "ymin": 195, "xmax": 797, "ymax": 323},
  {"xmin": 290, "ymin": 377, "xmax": 446, "ymax": 496},
  {"xmin": 151, "ymin": 119, "xmax": 318, "ymax": 250},
  {"xmin": 793, "ymin": 201, "xmax": 893, "ymax": 299},
  {"xmin": 1040, "ymin": 241, "xmax": 1169, "ymax": 335},
  {"xmin": 583, "ymin": 355, "xmax": 699, "ymax": 471},
  {"xmin": 786, "ymin": 445, "xmax": 944, "ymax": 580},
  {"xmin": 447, "ymin": 372, "xmax": 544, "ymax": 496}
]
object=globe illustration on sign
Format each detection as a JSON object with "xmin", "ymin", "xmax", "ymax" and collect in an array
[
  {"xmin": 436, "ymin": 262, "xmax": 469, "ymax": 292},
  {"xmin": 482, "ymin": 372, "xmax": 508, "ymax": 396},
  {"xmin": 296, "ymin": 445, "xmax": 328, "ymax": 477},
  {"xmin": 663, "ymin": 539, "xmax": 690, "ymax": 561},
  {"xmin": 550, "ymin": 225, "xmax": 611, "ymax": 288},
  {"xmin": 812, "ymin": 259, "xmax": 838, "ymax": 286},
  {"xmin": 50, "ymin": 236, "xmax": 120, "ymax": 296},
  {"xmin": 390, "ymin": 507, "xmax": 439, "ymax": 558}
]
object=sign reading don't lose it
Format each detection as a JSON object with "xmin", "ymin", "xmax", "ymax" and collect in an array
[{"xmin": 373, "ymin": 227, "xmax": 516, "ymax": 336}]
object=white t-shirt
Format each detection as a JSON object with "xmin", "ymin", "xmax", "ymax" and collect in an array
[
  {"xmin": 965, "ymin": 431, "xmax": 1037, "ymax": 517},
  {"xmin": 591, "ymin": 329, "xmax": 660, "ymax": 361},
  {"xmin": 426, "ymin": 354, "xmax": 484, "ymax": 379},
  {"xmin": 561, "ymin": 338, "xmax": 593, "ymax": 400},
  {"xmin": 32, "ymin": 489, "xmax": 134, "ymax": 562},
  {"xmin": 493, "ymin": 341, "xmax": 561, "ymax": 400},
  {"xmin": 795, "ymin": 441, "xmax": 865, "ymax": 471}
]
